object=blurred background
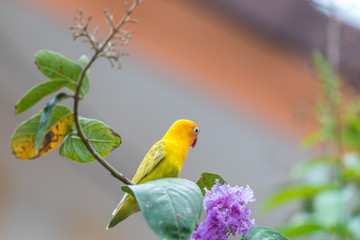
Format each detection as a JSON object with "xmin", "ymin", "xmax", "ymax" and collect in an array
[{"xmin": 1, "ymin": 0, "xmax": 360, "ymax": 239}]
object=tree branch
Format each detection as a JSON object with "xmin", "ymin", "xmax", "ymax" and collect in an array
[{"xmin": 72, "ymin": 0, "xmax": 142, "ymax": 185}]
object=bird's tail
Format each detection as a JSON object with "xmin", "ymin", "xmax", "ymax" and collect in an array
[{"xmin": 106, "ymin": 193, "xmax": 140, "ymax": 229}]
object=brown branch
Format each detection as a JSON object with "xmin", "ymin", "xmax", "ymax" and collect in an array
[{"xmin": 72, "ymin": 0, "xmax": 142, "ymax": 185}]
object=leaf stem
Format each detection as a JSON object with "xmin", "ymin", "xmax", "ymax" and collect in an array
[{"xmin": 73, "ymin": 0, "xmax": 141, "ymax": 185}]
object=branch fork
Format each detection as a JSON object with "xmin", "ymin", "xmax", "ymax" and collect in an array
[{"xmin": 71, "ymin": 0, "xmax": 142, "ymax": 185}]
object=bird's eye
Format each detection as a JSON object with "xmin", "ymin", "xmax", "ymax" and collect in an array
[{"xmin": 194, "ymin": 127, "xmax": 199, "ymax": 136}]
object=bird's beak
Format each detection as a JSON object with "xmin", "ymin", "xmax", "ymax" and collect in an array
[{"xmin": 191, "ymin": 136, "xmax": 198, "ymax": 148}]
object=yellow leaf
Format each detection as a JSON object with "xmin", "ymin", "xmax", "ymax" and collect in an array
[{"xmin": 11, "ymin": 105, "xmax": 74, "ymax": 159}]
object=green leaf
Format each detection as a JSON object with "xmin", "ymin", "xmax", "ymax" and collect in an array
[
  {"xmin": 15, "ymin": 80, "xmax": 71, "ymax": 114},
  {"xmin": 291, "ymin": 156, "xmax": 334, "ymax": 179},
  {"xmin": 196, "ymin": 172, "xmax": 227, "ymax": 196},
  {"xmin": 300, "ymin": 129, "xmax": 323, "ymax": 149},
  {"xmin": 35, "ymin": 93, "xmax": 71, "ymax": 153},
  {"xmin": 313, "ymin": 50, "xmax": 340, "ymax": 106},
  {"xmin": 278, "ymin": 222, "xmax": 323, "ymax": 238},
  {"xmin": 59, "ymin": 118, "xmax": 121, "ymax": 163},
  {"xmin": 344, "ymin": 153, "xmax": 360, "ymax": 179},
  {"xmin": 343, "ymin": 123, "xmax": 360, "ymax": 150},
  {"xmin": 313, "ymin": 187, "xmax": 354, "ymax": 228},
  {"xmin": 35, "ymin": 50, "xmax": 89, "ymax": 96},
  {"xmin": 349, "ymin": 215, "xmax": 360, "ymax": 239},
  {"xmin": 242, "ymin": 226, "xmax": 288, "ymax": 240},
  {"xmin": 122, "ymin": 178, "xmax": 203, "ymax": 240},
  {"xmin": 11, "ymin": 105, "xmax": 74, "ymax": 159},
  {"xmin": 263, "ymin": 185, "xmax": 329, "ymax": 211}
]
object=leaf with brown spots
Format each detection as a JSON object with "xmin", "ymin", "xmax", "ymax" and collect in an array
[
  {"xmin": 59, "ymin": 117, "xmax": 121, "ymax": 163},
  {"xmin": 35, "ymin": 93, "xmax": 71, "ymax": 154},
  {"xmin": 11, "ymin": 105, "xmax": 74, "ymax": 159}
]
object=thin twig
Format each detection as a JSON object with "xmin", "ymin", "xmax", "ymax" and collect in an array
[{"xmin": 72, "ymin": 0, "xmax": 141, "ymax": 185}]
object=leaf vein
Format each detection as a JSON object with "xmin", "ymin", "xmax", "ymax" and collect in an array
[
  {"xmin": 159, "ymin": 184, "xmax": 182, "ymax": 239},
  {"xmin": 38, "ymin": 65, "xmax": 77, "ymax": 83}
]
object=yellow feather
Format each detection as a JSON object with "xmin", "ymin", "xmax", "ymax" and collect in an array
[{"xmin": 106, "ymin": 119, "xmax": 199, "ymax": 229}]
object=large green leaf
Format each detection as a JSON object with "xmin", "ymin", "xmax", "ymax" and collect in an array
[
  {"xmin": 59, "ymin": 118, "xmax": 121, "ymax": 163},
  {"xmin": 122, "ymin": 178, "xmax": 203, "ymax": 240},
  {"xmin": 196, "ymin": 172, "xmax": 227, "ymax": 196},
  {"xmin": 35, "ymin": 50, "xmax": 89, "ymax": 96},
  {"xmin": 242, "ymin": 226, "xmax": 288, "ymax": 240},
  {"xmin": 263, "ymin": 185, "xmax": 330, "ymax": 211},
  {"xmin": 15, "ymin": 80, "xmax": 71, "ymax": 114},
  {"xmin": 35, "ymin": 93, "xmax": 71, "ymax": 153},
  {"xmin": 11, "ymin": 105, "xmax": 74, "ymax": 159}
]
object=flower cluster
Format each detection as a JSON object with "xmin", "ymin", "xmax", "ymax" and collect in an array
[{"xmin": 191, "ymin": 180, "xmax": 256, "ymax": 240}]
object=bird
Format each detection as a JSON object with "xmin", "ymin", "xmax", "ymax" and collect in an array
[{"xmin": 106, "ymin": 119, "xmax": 200, "ymax": 229}]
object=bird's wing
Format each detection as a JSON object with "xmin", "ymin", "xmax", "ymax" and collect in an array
[
  {"xmin": 111, "ymin": 141, "xmax": 165, "ymax": 216},
  {"xmin": 132, "ymin": 140, "xmax": 166, "ymax": 184}
]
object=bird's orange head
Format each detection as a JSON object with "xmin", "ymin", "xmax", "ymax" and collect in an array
[{"xmin": 163, "ymin": 119, "xmax": 200, "ymax": 148}]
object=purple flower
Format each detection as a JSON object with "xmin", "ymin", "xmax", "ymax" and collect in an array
[{"xmin": 191, "ymin": 180, "xmax": 255, "ymax": 240}]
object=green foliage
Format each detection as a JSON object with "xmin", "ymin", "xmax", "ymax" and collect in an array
[
  {"xmin": 278, "ymin": 221, "xmax": 323, "ymax": 238},
  {"xmin": 349, "ymin": 216, "xmax": 360, "ymax": 239},
  {"xmin": 265, "ymin": 51, "xmax": 360, "ymax": 239},
  {"xmin": 313, "ymin": 50, "xmax": 340, "ymax": 106},
  {"xmin": 263, "ymin": 184, "xmax": 330, "ymax": 211},
  {"xmin": 15, "ymin": 80, "xmax": 71, "ymax": 114},
  {"xmin": 196, "ymin": 172, "xmax": 228, "ymax": 196},
  {"xmin": 11, "ymin": 105, "xmax": 74, "ymax": 159},
  {"xmin": 343, "ymin": 153, "xmax": 360, "ymax": 180},
  {"xmin": 122, "ymin": 178, "xmax": 203, "ymax": 240},
  {"xmin": 290, "ymin": 156, "xmax": 332, "ymax": 180},
  {"xmin": 242, "ymin": 226, "xmax": 288, "ymax": 240},
  {"xmin": 313, "ymin": 188, "xmax": 353, "ymax": 228},
  {"xmin": 35, "ymin": 50, "xmax": 89, "ymax": 97},
  {"xmin": 15, "ymin": 50, "xmax": 89, "ymax": 115},
  {"xmin": 13, "ymin": 50, "xmax": 121, "ymax": 163},
  {"xmin": 59, "ymin": 118, "xmax": 121, "ymax": 163},
  {"xmin": 12, "ymin": 50, "xmax": 94, "ymax": 161},
  {"xmin": 300, "ymin": 129, "xmax": 324, "ymax": 150}
]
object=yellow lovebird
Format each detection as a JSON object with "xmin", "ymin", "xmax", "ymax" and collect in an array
[{"xmin": 106, "ymin": 119, "xmax": 200, "ymax": 229}]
